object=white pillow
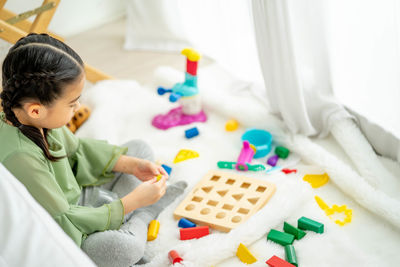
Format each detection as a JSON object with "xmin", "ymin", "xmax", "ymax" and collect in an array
[{"xmin": 0, "ymin": 164, "xmax": 96, "ymax": 267}]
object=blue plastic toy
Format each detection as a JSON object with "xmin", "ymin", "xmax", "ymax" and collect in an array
[
  {"xmin": 185, "ymin": 127, "xmax": 199, "ymax": 139},
  {"xmin": 178, "ymin": 218, "xmax": 196, "ymax": 228},
  {"xmin": 161, "ymin": 164, "xmax": 172, "ymax": 175},
  {"xmin": 241, "ymin": 129, "xmax": 273, "ymax": 158}
]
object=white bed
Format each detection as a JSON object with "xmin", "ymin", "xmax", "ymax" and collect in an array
[{"xmin": 75, "ymin": 64, "xmax": 400, "ymax": 267}]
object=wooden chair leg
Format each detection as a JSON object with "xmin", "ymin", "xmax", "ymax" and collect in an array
[
  {"xmin": 0, "ymin": 8, "xmax": 63, "ymax": 41},
  {"xmin": 30, "ymin": 0, "xmax": 60, "ymax": 33},
  {"xmin": 0, "ymin": 19, "xmax": 26, "ymax": 43},
  {"xmin": 0, "ymin": 0, "xmax": 6, "ymax": 10},
  {"xmin": 84, "ymin": 64, "xmax": 113, "ymax": 83}
]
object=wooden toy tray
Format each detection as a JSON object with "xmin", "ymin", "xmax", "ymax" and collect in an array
[{"xmin": 174, "ymin": 170, "xmax": 276, "ymax": 232}]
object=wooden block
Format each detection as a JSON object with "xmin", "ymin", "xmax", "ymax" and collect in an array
[
  {"xmin": 147, "ymin": 220, "xmax": 160, "ymax": 241},
  {"xmin": 283, "ymin": 222, "xmax": 306, "ymax": 240},
  {"xmin": 267, "ymin": 229, "xmax": 295, "ymax": 246},
  {"xmin": 298, "ymin": 216, "xmax": 324, "ymax": 233},
  {"xmin": 180, "ymin": 226, "xmax": 209, "ymax": 240},
  {"xmin": 236, "ymin": 243, "xmax": 257, "ymax": 264},
  {"xmin": 174, "ymin": 170, "xmax": 276, "ymax": 232},
  {"xmin": 266, "ymin": 255, "xmax": 295, "ymax": 267}
]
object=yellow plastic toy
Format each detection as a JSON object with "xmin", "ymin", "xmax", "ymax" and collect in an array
[
  {"xmin": 173, "ymin": 149, "xmax": 199, "ymax": 163},
  {"xmin": 236, "ymin": 243, "xmax": 257, "ymax": 264},
  {"xmin": 315, "ymin": 195, "xmax": 352, "ymax": 226},
  {"xmin": 181, "ymin": 48, "xmax": 201, "ymax": 62},
  {"xmin": 225, "ymin": 119, "xmax": 239, "ymax": 131},
  {"xmin": 156, "ymin": 174, "xmax": 162, "ymax": 181},
  {"xmin": 303, "ymin": 173, "xmax": 329, "ymax": 188},
  {"xmin": 147, "ymin": 220, "xmax": 160, "ymax": 241}
]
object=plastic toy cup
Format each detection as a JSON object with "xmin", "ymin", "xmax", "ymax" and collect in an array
[{"xmin": 241, "ymin": 129, "xmax": 272, "ymax": 158}]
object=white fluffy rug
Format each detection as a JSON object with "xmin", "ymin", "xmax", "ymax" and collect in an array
[{"xmin": 77, "ymin": 65, "xmax": 400, "ymax": 267}]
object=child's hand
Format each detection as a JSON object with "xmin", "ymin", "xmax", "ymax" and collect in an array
[
  {"xmin": 121, "ymin": 175, "xmax": 167, "ymax": 213},
  {"xmin": 132, "ymin": 158, "xmax": 169, "ymax": 182}
]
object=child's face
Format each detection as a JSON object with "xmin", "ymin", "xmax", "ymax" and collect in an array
[{"xmin": 41, "ymin": 74, "xmax": 85, "ymax": 129}]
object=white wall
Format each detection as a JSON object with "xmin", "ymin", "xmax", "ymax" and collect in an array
[{"xmin": 5, "ymin": 0, "xmax": 126, "ymax": 37}]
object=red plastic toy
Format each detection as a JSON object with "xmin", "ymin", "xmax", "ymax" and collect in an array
[
  {"xmin": 282, "ymin": 168, "xmax": 297, "ymax": 174},
  {"xmin": 168, "ymin": 250, "xmax": 183, "ymax": 265},
  {"xmin": 266, "ymin": 255, "xmax": 295, "ymax": 267},
  {"xmin": 180, "ymin": 226, "xmax": 209, "ymax": 240}
]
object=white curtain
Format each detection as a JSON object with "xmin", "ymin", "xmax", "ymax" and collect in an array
[
  {"xmin": 325, "ymin": 0, "xmax": 400, "ymax": 162},
  {"xmin": 251, "ymin": 0, "xmax": 399, "ymax": 191},
  {"xmin": 251, "ymin": 0, "xmax": 352, "ymax": 137}
]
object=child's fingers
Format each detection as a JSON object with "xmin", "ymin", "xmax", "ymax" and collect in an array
[
  {"xmin": 158, "ymin": 166, "xmax": 169, "ymax": 179},
  {"xmin": 156, "ymin": 175, "xmax": 167, "ymax": 188},
  {"xmin": 147, "ymin": 177, "xmax": 158, "ymax": 184}
]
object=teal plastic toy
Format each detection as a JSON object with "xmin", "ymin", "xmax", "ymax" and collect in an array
[
  {"xmin": 241, "ymin": 129, "xmax": 272, "ymax": 158},
  {"xmin": 217, "ymin": 161, "xmax": 266, "ymax": 171},
  {"xmin": 158, "ymin": 73, "xmax": 199, "ymax": 102}
]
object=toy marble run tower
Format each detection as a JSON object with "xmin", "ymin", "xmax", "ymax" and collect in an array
[{"xmin": 152, "ymin": 48, "xmax": 207, "ymax": 130}]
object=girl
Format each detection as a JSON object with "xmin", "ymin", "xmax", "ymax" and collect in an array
[{"xmin": 0, "ymin": 33, "xmax": 187, "ymax": 267}]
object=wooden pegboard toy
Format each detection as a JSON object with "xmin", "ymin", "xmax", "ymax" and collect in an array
[{"xmin": 173, "ymin": 170, "xmax": 276, "ymax": 232}]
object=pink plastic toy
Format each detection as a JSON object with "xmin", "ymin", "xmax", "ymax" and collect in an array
[
  {"xmin": 152, "ymin": 48, "xmax": 207, "ymax": 130},
  {"xmin": 236, "ymin": 141, "xmax": 256, "ymax": 171}
]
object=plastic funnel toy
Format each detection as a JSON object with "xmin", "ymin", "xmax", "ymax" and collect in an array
[{"xmin": 241, "ymin": 129, "xmax": 272, "ymax": 158}]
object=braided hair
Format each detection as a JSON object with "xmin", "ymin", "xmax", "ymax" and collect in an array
[{"xmin": 1, "ymin": 33, "xmax": 84, "ymax": 161}]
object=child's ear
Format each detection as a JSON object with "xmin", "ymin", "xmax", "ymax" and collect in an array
[{"xmin": 25, "ymin": 103, "xmax": 47, "ymax": 119}]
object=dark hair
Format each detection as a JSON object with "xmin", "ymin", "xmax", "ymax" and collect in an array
[{"xmin": 0, "ymin": 33, "xmax": 84, "ymax": 161}]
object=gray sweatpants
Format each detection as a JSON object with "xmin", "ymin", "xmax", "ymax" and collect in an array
[{"xmin": 81, "ymin": 140, "xmax": 155, "ymax": 267}]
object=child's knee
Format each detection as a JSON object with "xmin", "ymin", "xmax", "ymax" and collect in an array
[
  {"xmin": 82, "ymin": 230, "xmax": 145, "ymax": 267},
  {"xmin": 123, "ymin": 139, "xmax": 155, "ymax": 161}
]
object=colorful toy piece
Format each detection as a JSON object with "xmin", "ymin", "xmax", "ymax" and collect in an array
[
  {"xmin": 303, "ymin": 173, "xmax": 329, "ymax": 188},
  {"xmin": 185, "ymin": 127, "xmax": 199, "ymax": 139},
  {"xmin": 178, "ymin": 218, "xmax": 196, "ymax": 228},
  {"xmin": 161, "ymin": 164, "xmax": 172, "ymax": 175},
  {"xmin": 266, "ymin": 255, "xmax": 296, "ymax": 267},
  {"xmin": 275, "ymin": 146, "xmax": 290, "ymax": 159},
  {"xmin": 241, "ymin": 129, "xmax": 273, "ymax": 158},
  {"xmin": 266, "ymin": 166, "xmax": 283, "ymax": 174},
  {"xmin": 152, "ymin": 48, "xmax": 207, "ymax": 130},
  {"xmin": 315, "ymin": 196, "xmax": 352, "ymax": 226},
  {"xmin": 225, "ymin": 119, "xmax": 239, "ymax": 131},
  {"xmin": 173, "ymin": 149, "xmax": 199, "ymax": 163},
  {"xmin": 267, "ymin": 229, "xmax": 295, "ymax": 246},
  {"xmin": 180, "ymin": 226, "xmax": 209, "ymax": 240},
  {"xmin": 284, "ymin": 245, "xmax": 298, "ymax": 267},
  {"xmin": 267, "ymin": 155, "xmax": 279, "ymax": 167},
  {"xmin": 236, "ymin": 243, "xmax": 257, "ymax": 264},
  {"xmin": 66, "ymin": 105, "xmax": 91, "ymax": 133},
  {"xmin": 281, "ymin": 168, "xmax": 297, "ymax": 174},
  {"xmin": 168, "ymin": 250, "xmax": 183, "ymax": 265},
  {"xmin": 147, "ymin": 220, "xmax": 160, "ymax": 241},
  {"xmin": 174, "ymin": 170, "xmax": 276, "ymax": 232},
  {"xmin": 236, "ymin": 141, "xmax": 256, "ymax": 171},
  {"xmin": 298, "ymin": 216, "xmax": 324, "ymax": 234},
  {"xmin": 217, "ymin": 161, "xmax": 266, "ymax": 172},
  {"xmin": 283, "ymin": 222, "xmax": 306, "ymax": 240},
  {"xmin": 156, "ymin": 174, "xmax": 162, "ymax": 182}
]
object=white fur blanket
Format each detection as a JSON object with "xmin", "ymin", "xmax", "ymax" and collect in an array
[{"xmin": 77, "ymin": 65, "xmax": 400, "ymax": 267}]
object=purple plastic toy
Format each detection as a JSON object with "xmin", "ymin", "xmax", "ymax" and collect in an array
[
  {"xmin": 152, "ymin": 106, "xmax": 207, "ymax": 130},
  {"xmin": 236, "ymin": 141, "xmax": 256, "ymax": 171},
  {"xmin": 267, "ymin": 154, "xmax": 279, "ymax": 167}
]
